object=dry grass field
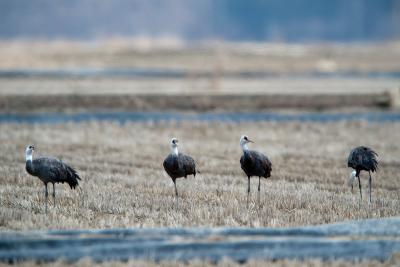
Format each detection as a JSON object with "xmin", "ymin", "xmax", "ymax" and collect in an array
[
  {"xmin": 0, "ymin": 40, "xmax": 400, "ymax": 266},
  {"xmin": 0, "ymin": 120, "xmax": 399, "ymax": 231}
]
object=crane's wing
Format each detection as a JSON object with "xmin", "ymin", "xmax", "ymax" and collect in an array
[
  {"xmin": 179, "ymin": 154, "xmax": 196, "ymax": 175},
  {"xmin": 254, "ymin": 151, "xmax": 272, "ymax": 176},
  {"xmin": 33, "ymin": 157, "xmax": 81, "ymax": 188},
  {"xmin": 348, "ymin": 146, "xmax": 378, "ymax": 172}
]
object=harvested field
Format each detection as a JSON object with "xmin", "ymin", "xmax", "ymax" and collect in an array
[
  {"xmin": 0, "ymin": 120, "xmax": 399, "ymax": 230},
  {"xmin": 1, "ymin": 40, "xmax": 400, "ymax": 265}
]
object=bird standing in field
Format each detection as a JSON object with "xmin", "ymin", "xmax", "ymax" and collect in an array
[
  {"xmin": 347, "ymin": 146, "xmax": 378, "ymax": 203},
  {"xmin": 239, "ymin": 135, "xmax": 272, "ymax": 204},
  {"xmin": 25, "ymin": 145, "xmax": 81, "ymax": 213},
  {"xmin": 163, "ymin": 138, "xmax": 197, "ymax": 206}
]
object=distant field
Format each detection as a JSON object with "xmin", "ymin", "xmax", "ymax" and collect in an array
[
  {"xmin": 0, "ymin": 77, "xmax": 398, "ymax": 112},
  {"xmin": 0, "ymin": 77, "xmax": 398, "ymax": 96},
  {"xmin": 0, "ymin": 40, "xmax": 399, "ymax": 74},
  {"xmin": 0, "ymin": 120, "xmax": 399, "ymax": 230},
  {"xmin": 0, "ymin": 40, "xmax": 399, "ymax": 112}
]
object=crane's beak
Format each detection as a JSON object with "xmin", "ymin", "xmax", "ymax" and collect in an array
[{"xmin": 247, "ymin": 139, "xmax": 254, "ymax": 143}]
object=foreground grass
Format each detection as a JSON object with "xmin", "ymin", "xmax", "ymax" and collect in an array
[{"xmin": 0, "ymin": 120, "xmax": 399, "ymax": 230}]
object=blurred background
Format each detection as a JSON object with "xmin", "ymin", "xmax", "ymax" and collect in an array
[
  {"xmin": 1, "ymin": 0, "xmax": 400, "ymax": 41},
  {"xmin": 0, "ymin": 0, "xmax": 399, "ymax": 113}
]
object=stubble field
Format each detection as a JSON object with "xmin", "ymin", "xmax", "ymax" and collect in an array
[
  {"xmin": 1, "ymin": 40, "xmax": 400, "ymax": 266},
  {"xmin": 0, "ymin": 120, "xmax": 399, "ymax": 231}
]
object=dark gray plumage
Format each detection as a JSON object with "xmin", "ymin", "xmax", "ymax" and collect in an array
[
  {"xmin": 163, "ymin": 138, "xmax": 197, "ymax": 203},
  {"xmin": 239, "ymin": 135, "xmax": 272, "ymax": 203},
  {"xmin": 347, "ymin": 146, "xmax": 378, "ymax": 202},
  {"xmin": 25, "ymin": 145, "xmax": 81, "ymax": 213}
]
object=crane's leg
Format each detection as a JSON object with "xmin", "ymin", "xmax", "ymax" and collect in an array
[
  {"xmin": 357, "ymin": 175, "xmax": 362, "ymax": 201},
  {"xmin": 52, "ymin": 183, "xmax": 56, "ymax": 206},
  {"xmin": 368, "ymin": 171, "xmax": 372, "ymax": 203},
  {"xmin": 257, "ymin": 177, "xmax": 261, "ymax": 204},
  {"xmin": 44, "ymin": 183, "xmax": 48, "ymax": 214},
  {"xmin": 247, "ymin": 177, "xmax": 250, "ymax": 208},
  {"xmin": 173, "ymin": 180, "xmax": 179, "ymax": 208}
]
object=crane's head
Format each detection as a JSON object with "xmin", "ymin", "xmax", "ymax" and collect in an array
[
  {"xmin": 170, "ymin": 138, "xmax": 179, "ymax": 147},
  {"xmin": 25, "ymin": 145, "xmax": 35, "ymax": 161},
  {"xmin": 347, "ymin": 170, "xmax": 356, "ymax": 193},
  {"xmin": 26, "ymin": 144, "xmax": 35, "ymax": 153},
  {"xmin": 240, "ymin": 135, "xmax": 254, "ymax": 150}
]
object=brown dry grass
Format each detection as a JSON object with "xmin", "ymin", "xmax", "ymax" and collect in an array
[{"xmin": 0, "ymin": 120, "xmax": 399, "ymax": 230}]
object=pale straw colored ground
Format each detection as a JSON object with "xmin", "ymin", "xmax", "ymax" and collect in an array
[
  {"xmin": 0, "ymin": 40, "xmax": 399, "ymax": 73},
  {"xmin": 0, "ymin": 120, "xmax": 399, "ymax": 230}
]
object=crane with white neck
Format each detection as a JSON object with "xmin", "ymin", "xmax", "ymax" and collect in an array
[{"xmin": 25, "ymin": 145, "xmax": 81, "ymax": 213}]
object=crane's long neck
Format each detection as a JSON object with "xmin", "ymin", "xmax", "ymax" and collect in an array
[
  {"xmin": 241, "ymin": 143, "xmax": 249, "ymax": 152},
  {"xmin": 25, "ymin": 151, "xmax": 33, "ymax": 162},
  {"xmin": 25, "ymin": 150, "xmax": 34, "ymax": 174},
  {"xmin": 171, "ymin": 146, "xmax": 179, "ymax": 156}
]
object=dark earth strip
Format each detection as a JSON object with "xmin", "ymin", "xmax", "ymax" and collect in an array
[{"xmin": 0, "ymin": 93, "xmax": 392, "ymax": 113}]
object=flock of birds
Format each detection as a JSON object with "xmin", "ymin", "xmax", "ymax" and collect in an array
[{"xmin": 25, "ymin": 135, "xmax": 378, "ymax": 212}]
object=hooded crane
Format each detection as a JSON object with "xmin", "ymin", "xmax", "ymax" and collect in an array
[
  {"xmin": 25, "ymin": 145, "xmax": 81, "ymax": 213},
  {"xmin": 347, "ymin": 146, "xmax": 378, "ymax": 203},
  {"xmin": 163, "ymin": 138, "xmax": 197, "ymax": 205},
  {"xmin": 240, "ymin": 135, "xmax": 272, "ymax": 203}
]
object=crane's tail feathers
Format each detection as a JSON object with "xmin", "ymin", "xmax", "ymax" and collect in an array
[
  {"xmin": 65, "ymin": 165, "xmax": 81, "ymax": 189},
  {"xmin": 370, "ymin": 150, "xmax": 379, "ymax": 172}
]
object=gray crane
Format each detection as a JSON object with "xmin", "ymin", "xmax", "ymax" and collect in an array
[
  {"xmin": 25, "ymin": 145, "xmax": 81, "ymax": 213},
  {"xmin": 163, "ymin": 138, "xmax": 197, "ymax": 205},
  {"xmin": 239, "ymin": 135, "xmax": 272, "ymax": 204},
  {"xmin": 347, "ymin": 146, "xmax": 378, "ymax": 202}
]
